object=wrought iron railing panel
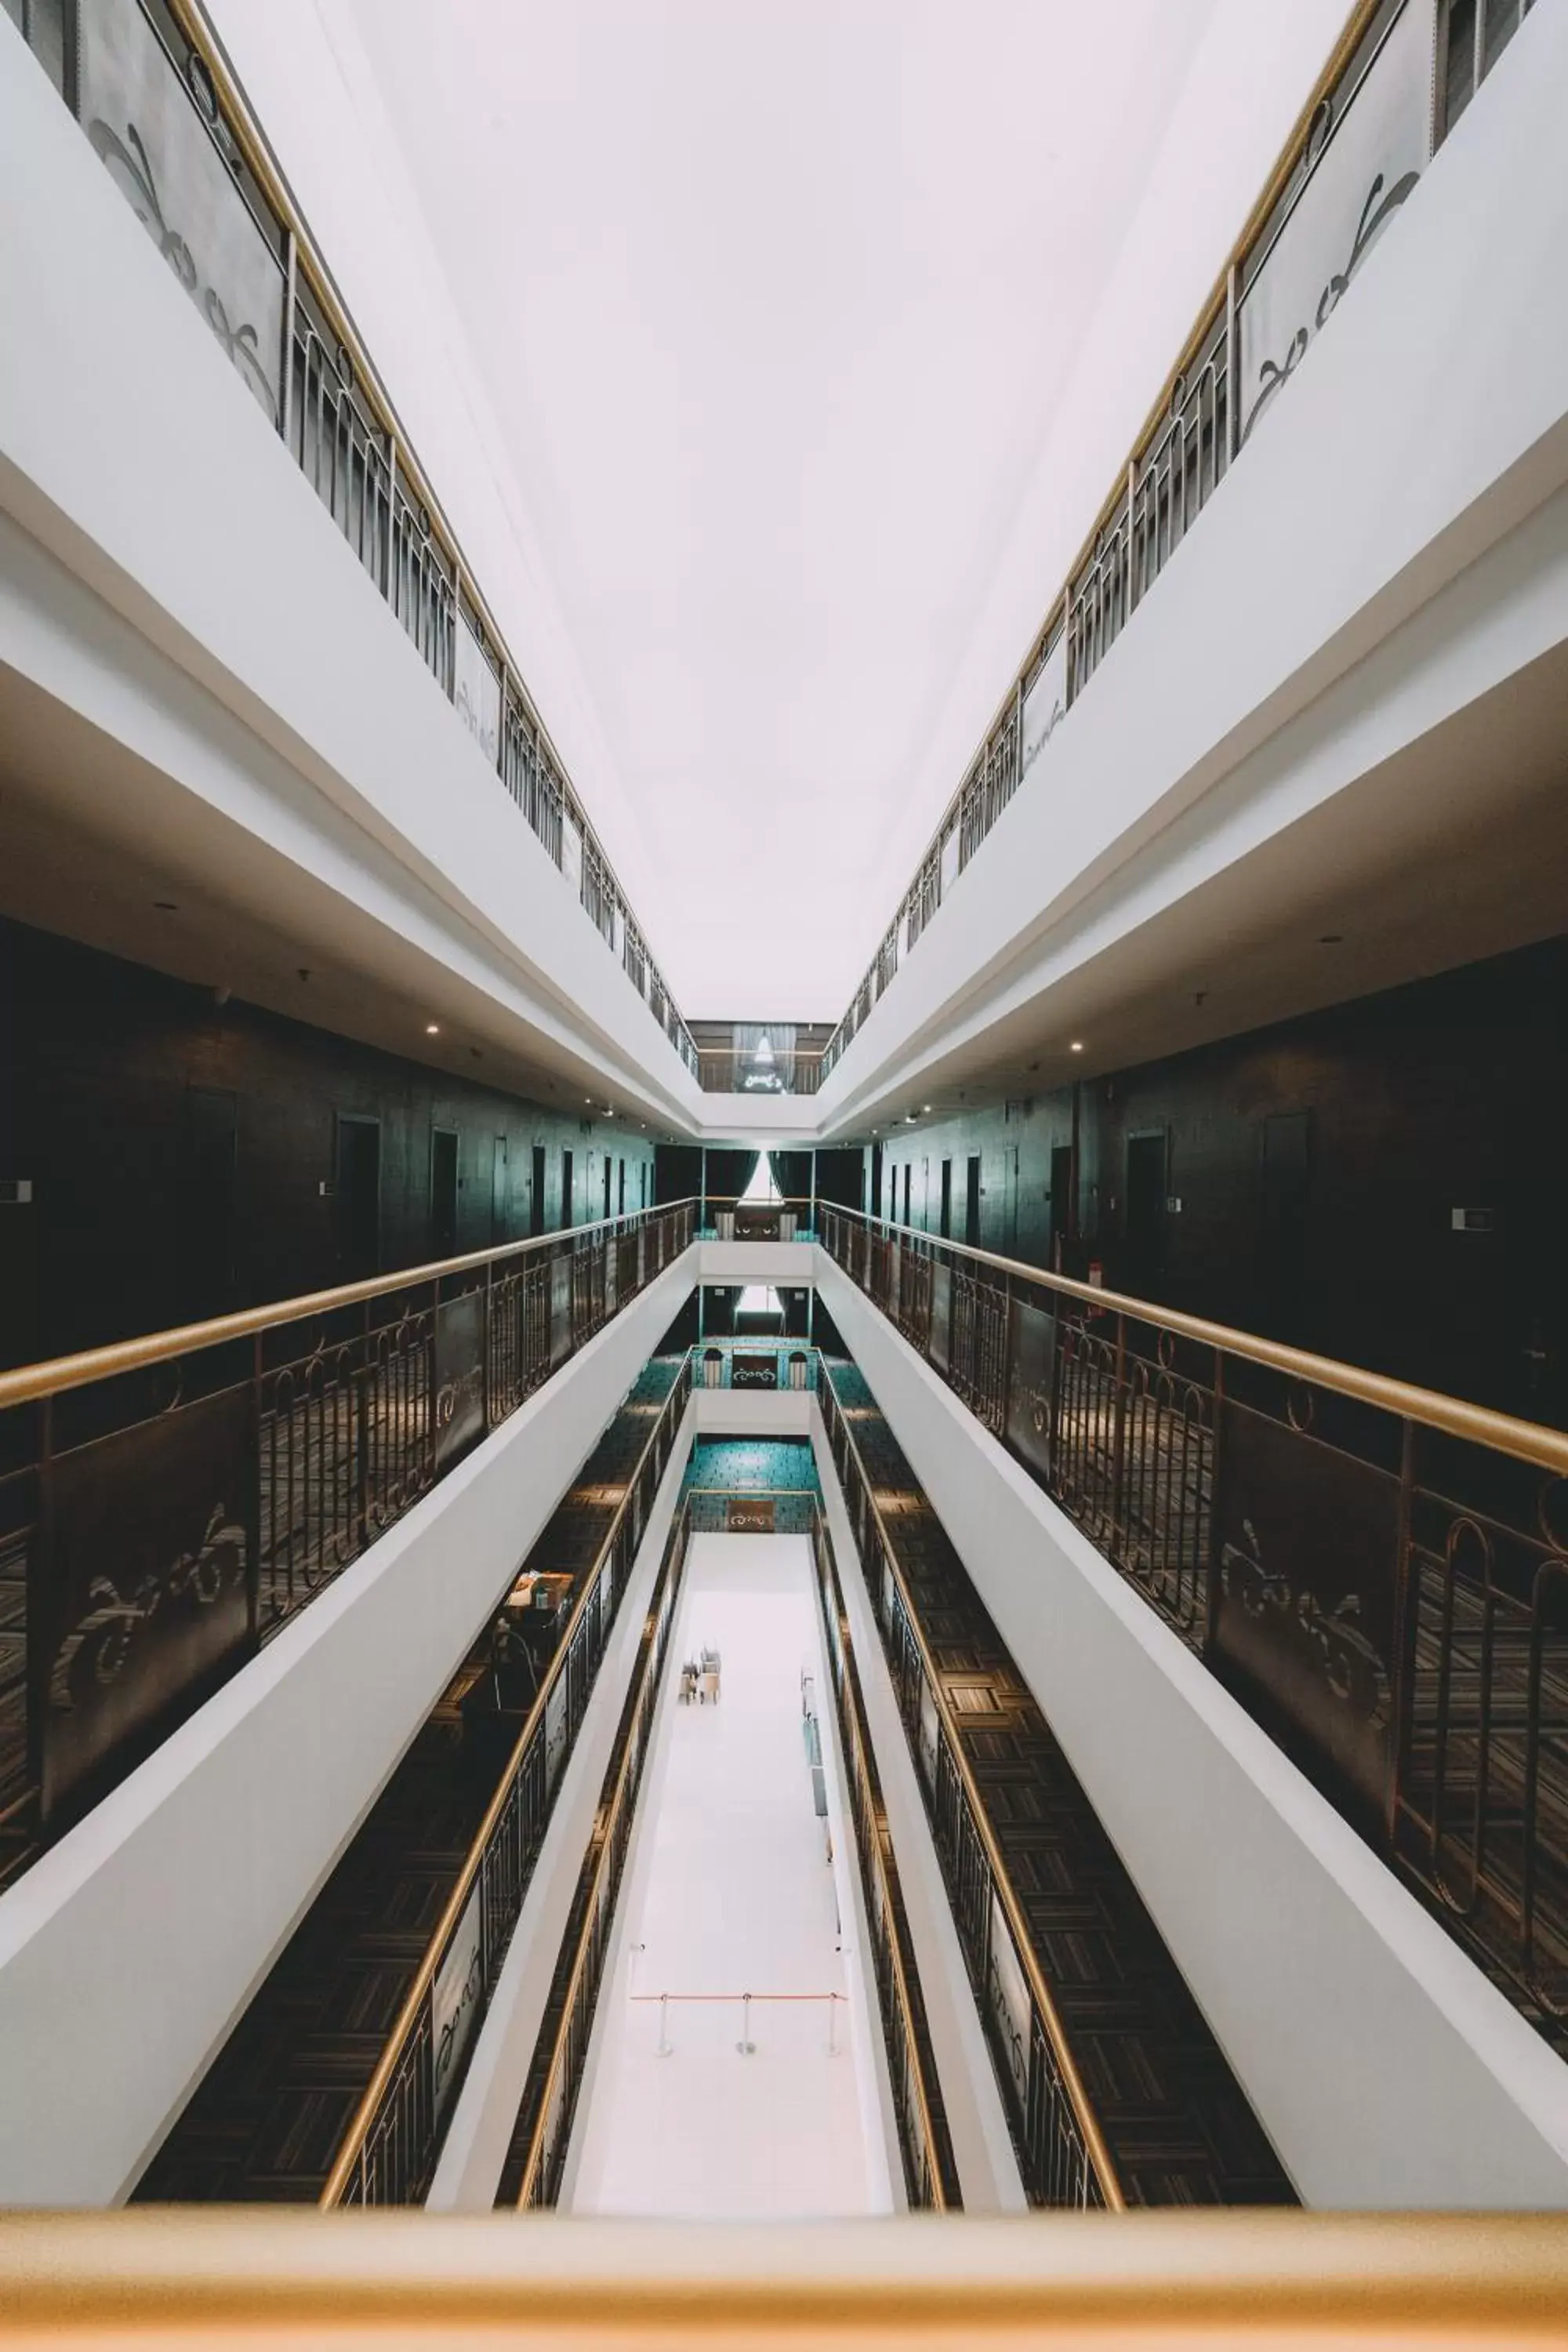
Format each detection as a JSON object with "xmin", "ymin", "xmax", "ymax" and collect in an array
[
  {"xmin": 0, "ymin": 1203, "xmax": 697, "ymax": 1889},
  {"xmin": 326, "ymin": 1355, "xmax": 694, "ymax": 2208},
  {"xmin": 818, "ymin": 0, "xmax": 1536, "ymax": 1084},
  {"xmin": 9, "ymin": 0, "xmax": 698, "ymax": 1078},
  {"xmin": 818, "ymin": 1368, "xmax": 1121, "ymax": 2209},
  {"xmin": 817, "ymin": 1203, "xmax": 1568, "ymax": 2051}
]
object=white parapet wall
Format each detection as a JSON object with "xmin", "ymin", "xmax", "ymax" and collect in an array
[
  {"xmin": 0, "ymin": 1252, "xmax": 697, "ymax": 2209},
  {"xmin": 816, "ymin": 1253, "xmax": 1568, "ymax": 2210},
  {"xmin": 429, "ymin": 1395, "xmax": 697, "ymax": 2210},
  {"xmin": 809, "ymin": 1406, "xmax": 1025, "ymax": 2214}
]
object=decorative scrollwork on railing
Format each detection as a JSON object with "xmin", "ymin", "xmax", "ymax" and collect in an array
[
  {"xmin": 1220, "ymin": 1517, "xmax": 1392, "ymax": 1730},
  {"xmin": 48, "ymin": 1500, "xmax": 248, "ymax": 1712}
]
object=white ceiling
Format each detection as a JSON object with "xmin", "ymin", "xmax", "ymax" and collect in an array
[{"xmin": 209, "ymin": 0, "xmax": 1347, "ymax": 1021}]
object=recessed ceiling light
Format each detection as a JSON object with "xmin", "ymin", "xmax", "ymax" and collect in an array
[
  {"xmin": 1069, "ymin": 1041, "xmax": 1083, "ymax": 1053},
  {"xmin": 425, "ymin": 1022, "xmax": 439, "ymax": 1035},
  {"xmin": 922, "ymin": 1103, "xmax": 931, "ymax": 1112}
]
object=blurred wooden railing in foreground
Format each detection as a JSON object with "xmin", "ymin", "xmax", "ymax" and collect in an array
[{"xmin": 2, "ymin": 2212, "xmax": 1567, "ymax": 2347}]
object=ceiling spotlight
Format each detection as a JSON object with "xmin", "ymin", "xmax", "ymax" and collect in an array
[
  {"xmin": 426, "ymin": 1022, "xmax": 440, "ymax": 1035},
  {"xmin": 922, "ymin": 1104, "xmax": 931, "ymax": 1112},
  {"xmin": 1069, "ymin": 1041, "xmax": 1083, "ymax": 1054}
]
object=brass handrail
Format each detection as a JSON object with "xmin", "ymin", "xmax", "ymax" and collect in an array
[
  {"xmin": 822, "ymin": 1206, "xmax": 1568, "ymax": 1477},
  {"xmin": 808, "ymin": 1505, "xmax": 953, "ymax": 2210},
  {"xmin": 0, "ymin": 1200, "xmax": 699, "ymax": 1413},
  {"xmin": 817, "ymin": 1361, "xmax": 1125, "ymax": 2211},
  {"xmin": 514, "ymin": 1492, "xmax": 953, "ymax": 2211},
  {"xmin": 513, "ymin": 1503, "xmax": 692, "ymax": 2206},
  {"xmin": 2, "ymin": 2211, "xmax": 1567, "ymax": 2342},
  {"xmin": 318, "ymin": 1353, "xmax": 695, "ymax": 2207}
]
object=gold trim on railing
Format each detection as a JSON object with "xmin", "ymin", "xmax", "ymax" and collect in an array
[
  {"xmin": 4, "ymin": 2212, "xmax": 1566, "ymax": 2343},
  {"xmin": 822, "ymin": 1207, "xmax": 1568, "ymax": 1478},
  {"xmin": 808, "ymin": 1506, "xmax": 953, "ymax": 2210},
  {"xmin": 513, "ymin": 1507, "xmax": 691, "ymax": 2206},
  {"xmin": 158, "ymin": 0, "xmax": 696, "ymax": 1069},
  {"xmin": 821, "ymin": 0, "xmax": 1410, "ymax": 1071},
  {"xmin": 817, "ymin": 1361, "xmax": 1125, "ymax": 2212},
  {"xmin": 319, "ymin": 1356, "xmax": 695, "ymax": 2207},
  {"xmin": 0, "ymin": 1201, "xmax": 699, "ymax": 1413}
]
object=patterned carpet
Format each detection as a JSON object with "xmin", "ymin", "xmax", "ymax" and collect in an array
[
  {"xmin": 684, "ymin": 1437, "xmax": 818, "ymax": 1494},
  {"xmin": 825, "ymin": 1361, "xmax": 1294, "ymax": 2208},
  {"xmin": 135, "ymin": 1359, "xmax": 684, "ymax": 2203}
]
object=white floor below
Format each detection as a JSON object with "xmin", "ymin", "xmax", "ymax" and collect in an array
[{"xmin": 564, "ymin": 1533, "xmax": 884, "ymax": 2218}]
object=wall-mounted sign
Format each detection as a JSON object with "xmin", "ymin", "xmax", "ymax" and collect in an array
[{"xmin": 731, "ymin": 1353, "xmax": 779, "ymax": 1389}]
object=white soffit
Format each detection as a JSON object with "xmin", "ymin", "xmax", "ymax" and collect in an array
[{"xmin": 207, "ymin": 0, "xmax": 1348, "ymax": 1018}]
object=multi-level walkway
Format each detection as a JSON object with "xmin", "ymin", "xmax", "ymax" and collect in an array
[
  {"xmin": 823, "ymin": 1360, "xmax": 1294, "ymax": 2206},
  {"xmin": 136, "ymin": 1360, "xmax": 683, "ymax": 2203},
  {"xmin": 540, "ymin": 1532, "xmax": 881, "ymax": 2218}
]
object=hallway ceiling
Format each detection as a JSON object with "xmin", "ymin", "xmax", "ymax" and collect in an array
[{"xmin": 209, "ymin": 0, "xmax": 1346, "ymax": 1020}]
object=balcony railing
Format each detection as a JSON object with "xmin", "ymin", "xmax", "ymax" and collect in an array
[
  {"xmin": 0, "ymin": 1200, "xmax": 698, "ymax": 1891},
  {"xmin": 696, "ymin": 1048, "xmax": 825, "ymax": 1096},
  {"xmin": 699, "ymin": 1196, "xmax": 816, "ymax": 1243},
  {"xmin": 819, "ymin": 1366, "xmax": 1123, "ymax": 2211},
  {"xmin": 508, "ymin": 1480, "xmax": 959, "ymax": 2215},
  {"xmin": 323, "ymin": 1353, "xmax": 695, "ymax": 2209},
  {"xmin": 3, "ymin": 0, "xmax": 699, "ymax": 1081},
  {"xmin": 816, "ymin": 1203, "xmax": 1568, "ymax": 2049},
  {"xmin": 818, "ymin": 0, "xmax": 1540, "ymax": 1085}
]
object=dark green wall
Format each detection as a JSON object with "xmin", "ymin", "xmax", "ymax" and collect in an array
[
  {"xmin": 0, "ymin": 917, "xmax": 655, "ymax": 1365},
  {"xmin": 865, "ymin": 935, "xmax": 1568, "ymax": 1421}
]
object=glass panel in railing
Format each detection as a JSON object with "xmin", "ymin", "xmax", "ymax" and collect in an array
[
  {"xmin": 454, "ymin": 616, "xmax": 502, "ymax": 768},
  {"xmin": 78, "ymin": 0, "xmax": 286, "ymax": 422},
  {"xmin": 431, "ymin": 1882, "xmax": 484, "ymax": 2120},
  {"xmin": 1237, "ymin": 0, "xmax": 1433, "ymax": 452},
  {"xmin": 1018, "ymin": 632, "xmax": 1068, "ymax": 795}
]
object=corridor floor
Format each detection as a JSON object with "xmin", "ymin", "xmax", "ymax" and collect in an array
[{"xmin": 566, "ymin": 1534, "xmax": 884, "ymax": 2218}]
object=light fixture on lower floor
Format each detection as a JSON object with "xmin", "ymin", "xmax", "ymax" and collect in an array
[{"xmin": 426, "ymin": 1022, "xmax": 439, "ymax": 1035}]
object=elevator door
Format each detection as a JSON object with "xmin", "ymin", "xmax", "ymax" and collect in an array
[
  {"xmin": 430, "ymin": 1129, "xmax": 459, "ymax": 1258},
  {"xmin": 336, "ymin": 1116, "xmax": 381, "ymax": 1283},
  {"xmin": 1124, "ymin": 1132, "xmax": 1167, "ymax": 1301},
  {"xmin": 178, "ymin": 1087, "xmax": 238, "ymax": 1321},
  {"xmin": 1048, "ymin": 1143, "xmax": 1074, "ymax": 1269},
  {"xmin": 492, "ymin": 1136, "xmax": 510, "ymax": 1245}
]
